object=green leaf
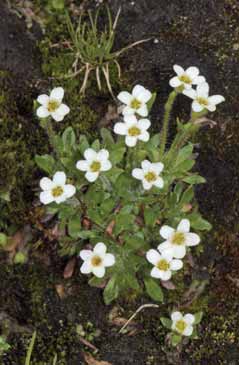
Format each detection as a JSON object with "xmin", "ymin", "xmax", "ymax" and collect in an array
[
  {"xmin": 0, "ymin": 233, "xmax": 8, "ymax": 247},
  {"xmin": 194, "ymin": 311, "xmax": 203, "ymax": 324},
  {"xmin": 114, "ymin": 213, "xmax": 135, "ymax": 236},
  {"xmin": 91, "ymin": 139, "xmax": 100, "ymax": 151},
  {"xmin": 144, "ymin": 278, "xmax": 164, "ymax": 302},
  {"xmin": 180, "ymin": 186, "xmax": 194, "ymax": 206},
  {"xmin": 160, "ymin": 317, "xmax": 172, "ymax": 330},
  {"xmin": 100, "ymin": 128, "xmax": 114, "ymax": 147},
  {"xmin": 171, "ymin": 333, "xmax": 182, "ymax": 347},
  {"xmin": 190, "ymin": 214, "xmax": 212, "ymax": 231},
  {"xmin": 68, "ymin": 216, "xmax": 81, "ymax": 238},
  {"xmin": 183, "ymin": 175, "xmax": 206, "ymax": 185},
  {"xmin": 175, "ymin": 159, "xmax": 195, "ymax": 173},
  {"xmin": 35, "ymin": 154, "xmax": 55, "ymax": 174},
  {"xmin": 62, "ymin": 127, "xmax": 76, "ymax": 152},
  {"xmin": 110, "ymin": 147, "xmax": 126, "ymax": 164},
  {"xmin": 103, "ymin": 276, "xmax": 119, "ymax": 305},
  {"xmin": 144, "ymin": 206, "xmax": 161, "ymax": 227},
  {"xmin": 175, "ymin": 144, "xmax": 194, "ymax": 166},
  {"xmin": 78, "ymin": 231, "xmax": 97, "ymax": 239},
  {"xmin": 78, "ymin": 135, "xmax": 89, "ymax": 155},
  {"xmin": 52, "ymin": 0, "xmax": 65, "ymax": 10}
]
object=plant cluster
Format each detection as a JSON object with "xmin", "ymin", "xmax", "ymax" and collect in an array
[{"xmin": 35, "ymin": 64, "xmax": 224, "ymax": 346}]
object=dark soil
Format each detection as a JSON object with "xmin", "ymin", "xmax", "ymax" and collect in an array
[{"xmin": 0, "ymin": 0, "xmax": 239, "ymax": 364}]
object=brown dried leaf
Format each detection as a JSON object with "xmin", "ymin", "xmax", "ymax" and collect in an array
[
  {"xmin": 83, "ymin": 353, "xmax": 112, "ymax": 365},
  {"xmin": 55, "ymin": 284, "xmax": 66, "ymax": 299},
  {"xmin": 161, "ymin": 280, "xmax": 176, "ymax": 290},
  {"xmin": 105, "ymin": 220, "xmax": 115, "ymax": 237},
  {"xmin": 63, "ymin": 257, "xmax": 77, "ymax": 279}
]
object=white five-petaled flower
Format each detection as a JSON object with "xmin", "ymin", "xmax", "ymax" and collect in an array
[
  {"xmin": 169, "ymin": 65, "xmax": 206, "ymax": 90},
  {"xmin": 76, "ymin": 148, "xmax": 112, "ymax": 182},
  {"xmin": 132, "ymin": 160, "xmax": 164, "ymax": 190},
  {"xmin": 183, "ymin": 82, "xmax": 225, "ymax": 112},
  {"xmin": 79, "ymin": 242, "xmax": 115, "ymax": 278},
  {"xmin": 117, "ymin": 84, "xmax": 152, "ymax": 117},
  {"xmin": 36, "ymin": 87, "xmax": 70, "ymax": 122},
  {"xmin": 146, "ymin": 248, "xmax": 183, "ymax": 281},
  {"xmin": 39, "ymin": 171, "xmax": 76, "ymax": 205},
  {"xmin": 171, "ymin": 311, "xmax": 195, "ymax": 337},
  {"xmin": 114, "ymin": 115, "xmax": 151, "ymax": 147},
  {"xmin": 158, "ymin": 219, "xmax": 200, "ymax": 259}
]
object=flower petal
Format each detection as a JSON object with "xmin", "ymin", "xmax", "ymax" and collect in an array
[
  {"xmin": 101, "ymin": 160, "xmax": 112, "ymax": 171},
  {"xmin": 158, "ymin": 241, "xmax": 171, "ymax": 252},
  {"xmin": 125, "ymin": 136, "xmax": 137, "ymax": 147},
  {"xmin": 117, "ymin": 91, "xmax": 133, "ymax": 105},
  {"xmin": 138, "ymin": 131, "xmax": 150, "ymax": 142},
  {"xmin": 53, "ymin": 171, "xmax": 66, "ymax": 185},
  {"xmin": 40, "ymin": 177, "xmax": 53, "ymax": 191},
  {"xmin": 172, "ymin": 245, "xmax": 186, "ymax": 259},
  {"xmin": 132, "ymin": 85, "xmax": 147, "ymax": 98},
  {"xmin": 80, "ymin": 250, "xmax": 93, "ymax": 261},
  {"xmin": 97, "ymin": 149, "xmax": 109, "ymax": 161},
  {"xmin": 161, "ymin": 248, "xmax": 173, "ymax": 261},
  {"xmin": 122, "ymin": 106, "xmax": 135, "ymax": 116},
  {"xmin": 114, "ymin": 122, "xmax": 127, "ymax": 135},
  {"xmin": 170, "ymin": 259, "xmax": 183, "ymax": 271},
  {"xmin": 173, "ymin": 65, "xmax": 184, "ymax": 76},
  {"xmin": 152, "ymin": 162, "xmax": 164, "ymax": 174},
  {"xmin": 76, "ymin": 160, "xmax": 89, "ymax": 171},
  {"xmin": 186, "ymin": 66, "xmax": 199, "ymax": 79},
  {"xmin": 142, "ymin": 179, "xmax": 152, "ymax": 190},
  {"xmin": 177, "ymin": 219, "xmax": 190, "ymax": 233},
  {"xmin": 185, "ymin": 233, "xmax": 200, "ymax": 246},
  {"xmin": 84, "ymin": 148, "xmax": 97, "ymax": 161},
  {"xmin": 160, "ymin": 270, "xmax": 172, "ymax": 281},
  {"xmin": 169, "ymin": 76, "xmax": 181, "ymax": 88},
  {"xmin": 50, "ymin": 87, "xmax": 64, "ymax": 102},
  {"xmin": 206, "ymin": 103, "xmax": 216, "ymax": 112},
  {"xmin": 137, "ymin": 89, "xmax": 152, "ymax": 103},
  {"xmin": 137, "ymin": 104, "xmax": 148, "ymax": 117},
  {"xmin": 80, "ymin": 261, "xmax": 92, "ymax": 274},
  {"xmin": 183, "ymin": 325, "xmax": 193, "ymax": 336},
  {"xmin": 51, "ymin": 111, "xmax": 64, "ymax": 122},
  {"xmin": 197, "ymin": 82, "xmax": 209, "ymax": 97},
  {"xmin": 36, "ymin": 106, "xmax": 50, "ymax": 118},
  {"xmin": 37, "ymin": 94, "xmax": 49, "ymax": 106},
  {"xmin": 124, "ymin": 114, "xmax": 138, "ymax": 126},
  {"xmin": 193, "ymin": 75, "xmax": 206, "ymax": 85},
  {"xmin": 138, "ymin": 118, "xmax": 151, "ymax": 130},
  {"xmin": 85, "ymin": 171, "xmax": 99, "ymax": 182},
  {"xmin": 103, "ymin": 253, "xmax": 115, "ymax": 267},
  {"xmin": 184, "ymin": 314, "xmax": 195, "ymax": 325},
  {"xmin": 141, "ymin": 160, "xmax": 151, "ymax": 171},
  {"xmin": 132, "ymin": 168, "xmax": 144, "ymax": 180},
  {"xmin": 92, "ymin": 266, "xmax": 105, "ymax": 278},
  {"xmin": 64, "ymin": 184, "xmax": 76, "ymax": 198},
  {"xmin": 183, "ymin": 88, "xmax": 197, "ymax": 100},
  {"xmin": 208, "ymin": 95, "xmax": 225, "ymax": 105},
  {"xmin": 94, "ymin": 242, "xmax": 107, "ymax": 256},
  {"xmin": 171, "ymin": 311, "xmax": 183, "ymax": 322},
  {"xmin": 192, "ymin": 100, "xmax": 204, "ymax": 112},
  {"xmin": 57, "ymin": 103, "xmax": 70, "ymax": 116},
  {"xmin": 150, "ymin": 267, "xmax": 162, "ymax": 279},
  {"xmin": 160, "ymin": 225, "xmax": 175, "ymax": 239},
  {"xmin": 55, "ymin": 194, "xmax": 66, "ymax": 204},
  {"xmin": 146, "ymin": 249, "xmax": 161, "ymax": 265},
  {"xmin": 154, "ymin": 177, "xmax": 164, "ymax": 188},
  {"xmin": 40, "ymin": 191, "xmax": 54, "ymax": 205}
]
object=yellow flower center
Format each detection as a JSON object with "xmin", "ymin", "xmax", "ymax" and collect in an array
[
  {"xmin": 90, "ymin": 161, "xmax": 101, "ymax": 172},
  {"xmin": 130, "ymin": 98, "xmax": 142, "ymax": 110},
  {"xmin": 128, "ymin": 126, "xmax": 141, "ymax": 137},
  {"xmin": 175, "ymin": 320, "xmax": 187, "ymax": 334},
  {"xmin": 179, "ymin": 74, "xmax": 192, "ymax": 84},
  {"xmin": 197, "ymin": 97, "xmax": 208, "ymax": 106},
  {"xmin": 47, "ymin": 99, "xmax": 60, "ymax": 112},
  {"xmin": 172, "ymin": 232, "xmax": 185, "ymax": 245},
  {"xmin": 144, "ymin": 171, "xmax": 157, "ymax": 182},
  {"xmin": 91, "ymin": 255, "xmax": 102, "ymax": 267},
  {"xmin": 157, "ymin": 259, "xmax": 170, "ymax": 271},
  {"xmin": 52, "ymin": 186, "xmax": 64, "ymax": 197}
]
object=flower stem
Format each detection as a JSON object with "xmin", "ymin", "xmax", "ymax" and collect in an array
[{"xmin": 159, "ymin": 90, "xmax": 178, "ymax": 158}]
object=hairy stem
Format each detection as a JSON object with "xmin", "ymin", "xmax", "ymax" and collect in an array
[{"xmin": 159, "ymin": 90, "xmax": 178, "ymax": 158}]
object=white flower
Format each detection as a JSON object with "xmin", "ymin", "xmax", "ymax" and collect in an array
[
  {"xmin": 169, "ymin": 65, "xmax": 205, "ymax": 90},
  {"xmin": 171, "ymin": 311, "xmax": 195, "ymax": 336},
  {"xmin": 76, "ymin": 148, "xmax": 112, "ymax": 182},
  {"xmin": 158, "ymin": 219, "xmax": 200, "ymax": 259},
  {"xmin": 183, "ymin": 82, "xmax": 225, "ymax": 112},
  {"xmin": 79, "ymin": 242, "xmax": 115, "ymax": 278},
  {"xmin": 114, "ymin": 115, "xmax": 151, "ymax": 147},
  {"xmin": 146, "ymin": 248, "xmax": 183, "ymax": 281},
  {"xmin": 39, "ymin": 171, "xmax": 76, "ymax": 205},
  {"xmin": 117, "ymin": 84, "xmax": 152, "ymax": 117},
  {"xmin": 132, "ymin": 160, "xmax": 164, "ymax": 190},
  {"xmin": 36, "ymin": 87, "xmax": 70, "ymax": 122}
]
